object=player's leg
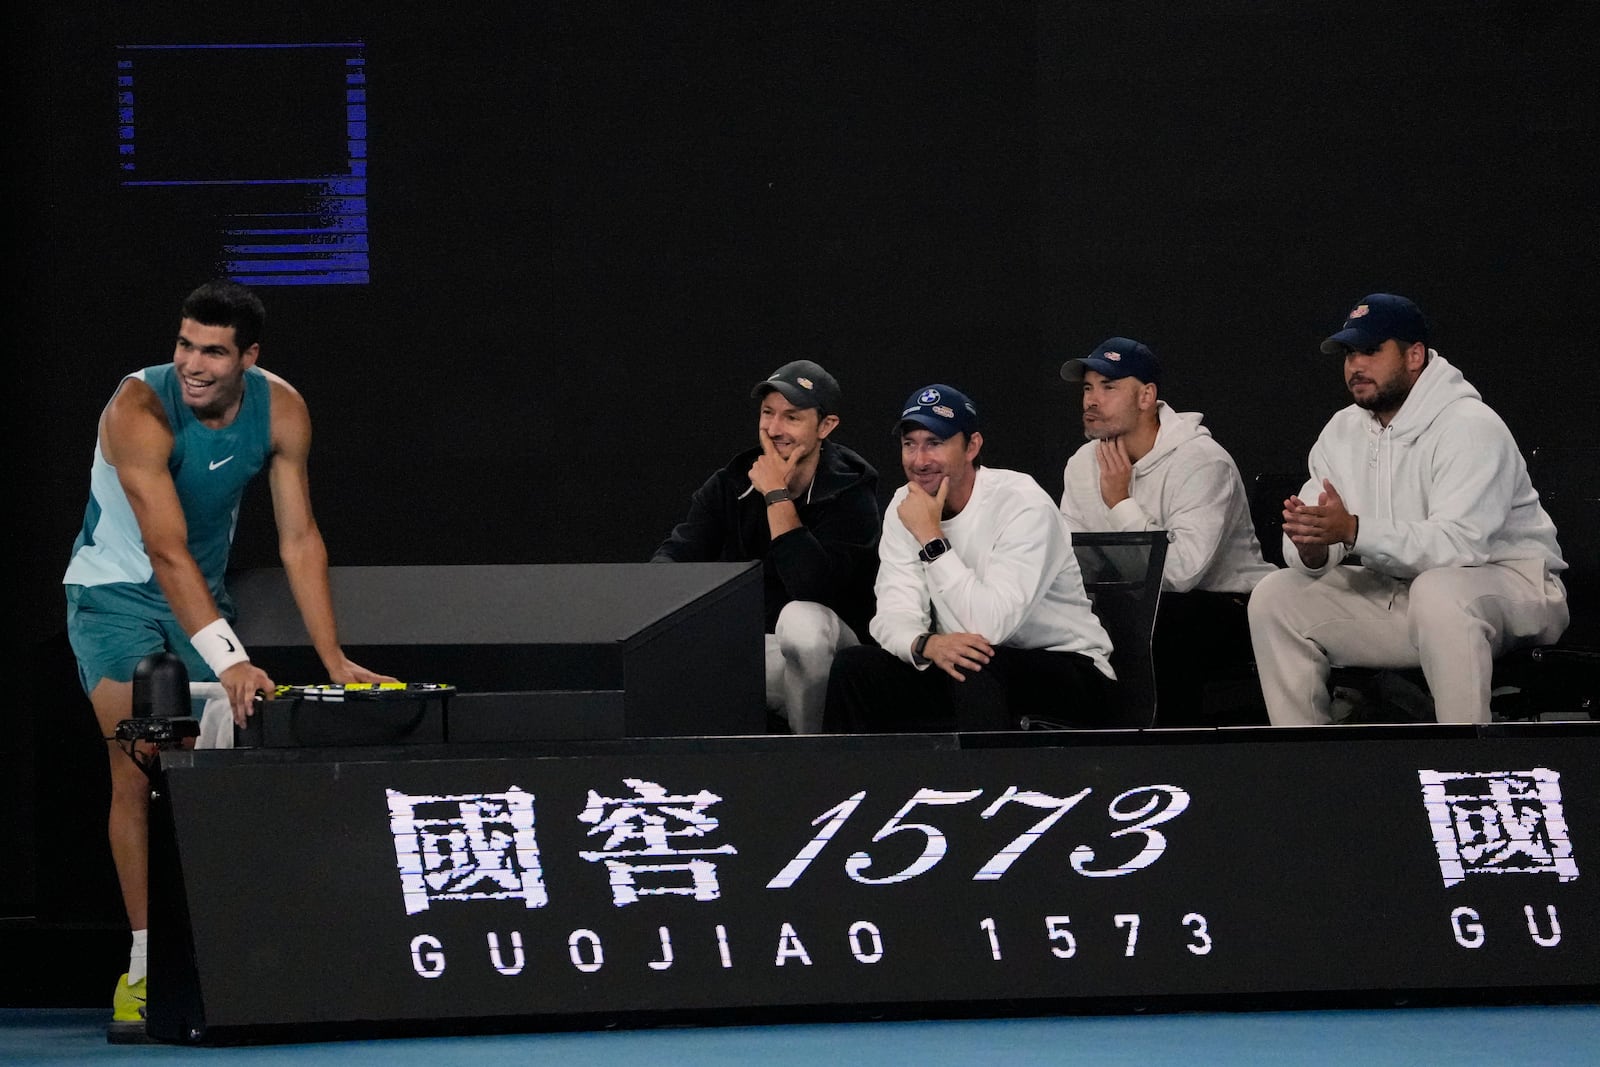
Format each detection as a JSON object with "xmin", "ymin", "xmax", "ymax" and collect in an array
[
  {"xmin": 67, "ymin": 585, "xmax": 173, "ymax": 1035},
  {"xmin": 88, "ymin": 679, "xmax": 148, "ymax": 930}
]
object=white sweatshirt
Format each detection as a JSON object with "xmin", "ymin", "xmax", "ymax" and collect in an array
[
  {"xmin": 872, "ymin": 466, "xmax": 1115, "ymax": 678},
  {"xmin": 1060, "ymin": 402, "xmax": 1277, "ymax": 593},
  {"xmin": 1287, "ymin": 352, "xmax": 1566, "ymax": 581}
]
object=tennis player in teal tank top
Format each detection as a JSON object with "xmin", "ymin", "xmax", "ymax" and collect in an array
[
  {"xmin": 61, "ymin": 280, "xmax": 395, "ymax": 1036},
  {"xmin": 65, "ymin": 362, "xmax": 273, "ymax": 653}
]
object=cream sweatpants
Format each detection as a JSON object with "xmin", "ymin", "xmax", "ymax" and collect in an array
[
  {"xmin": 764, "ymin": 600, "xmax": 859, "ymax": 735},
  {"xmin": 1248, "ymin": 560, "xmax": 1568, "ymax": 725}
]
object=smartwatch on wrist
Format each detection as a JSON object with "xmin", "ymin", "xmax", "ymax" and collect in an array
[
  {"xmin": 918, "ymin": 537, "xmax": 950, "ymax": 563},
  {"xmin": 763, "ymin": 488, "xmax": 793, "ymax": 506},
  {"xmin": 911, "ymin": 632, "xmax": 932, "ymax": 662}
]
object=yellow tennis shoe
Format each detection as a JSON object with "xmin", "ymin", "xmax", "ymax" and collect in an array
[{"xmin": 112, "ymin": 973, "xmax": 146, "ymax": 1023}]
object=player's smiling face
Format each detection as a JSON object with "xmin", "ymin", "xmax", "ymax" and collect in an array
[{"xmin": 173, "ymin": 319, "xmax": 257, "ymax": 419}]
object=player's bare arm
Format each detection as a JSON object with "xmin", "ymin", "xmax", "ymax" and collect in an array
[{"xmin": 266, "ymin": 375, "xmax": 397, "ymax": 687}]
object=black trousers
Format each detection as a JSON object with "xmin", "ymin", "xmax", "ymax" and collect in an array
[{"xmin": 822, "ymin": 643, "xmax": 1116, "ymax": 733}]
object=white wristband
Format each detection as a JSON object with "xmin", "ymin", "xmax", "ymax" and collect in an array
[{"xmin": 193, "ymin": 617, "xmax": 250, "ymax": 677}]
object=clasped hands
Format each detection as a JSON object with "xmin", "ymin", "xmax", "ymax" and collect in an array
[{"xmin": 1282, "ymin": 478, "xmax": 1358, "ymax": 567}]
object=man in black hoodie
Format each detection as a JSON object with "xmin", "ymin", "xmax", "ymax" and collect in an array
[{"xmin": 653, "ymin": 360, "xmax": 881, "ymax": 733}]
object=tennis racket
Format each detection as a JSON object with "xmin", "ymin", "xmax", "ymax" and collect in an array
[{"xmin": 271, "ymin": 682, "xmax": 456, "ymax": 702}]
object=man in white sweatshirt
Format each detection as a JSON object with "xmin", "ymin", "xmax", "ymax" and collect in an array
[
  {"xmin": 1059, "ymin": 337, "xmax": 1277, "ymax": 725},
  {"xmin": 1248, "ymin": 293, "xmax": 1568, "ymax": 725},
  {"xmin": 822, "ymin": 384, "xmax": 1117, "ymax": 732}
]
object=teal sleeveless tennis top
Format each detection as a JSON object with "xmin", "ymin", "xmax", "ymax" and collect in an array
[{"xmin": 63, "ymin": 364, "xmax": 273, "ymax": 608}]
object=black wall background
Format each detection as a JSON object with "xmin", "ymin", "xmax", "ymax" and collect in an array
[
  {"xmin": 6, "ymin": 0, "xmax": 1598, "ymax": 935},
  {"xmin": 13, "ymin": 1, "xmax": 1600, "ymax": 648}
]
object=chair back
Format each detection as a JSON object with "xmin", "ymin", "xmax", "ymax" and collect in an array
[
  {"xmin": 1526, "ymin": 446, "xmax": 1599, "ymax": 611},
  {"xmin": 1246, "ymin": 459, "xmax": 1311, "ymax": 570},
  {"xmin": 1070, "ymin": 530, "xmax": 1169, "ymax": 728}
]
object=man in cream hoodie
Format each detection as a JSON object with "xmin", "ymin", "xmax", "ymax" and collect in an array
[
  {"xmin": 1059, "ymin": 337, "xmax": 1277, "ymax": 725},
  {"xmin": 1248, "ymin": 294, "xmax": 1568, "ymax": 725}
]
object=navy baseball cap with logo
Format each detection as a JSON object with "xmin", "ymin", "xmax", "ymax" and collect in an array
[
  {"xmin": 896, "ymin": 384, "xmax": 980, "ymax": 439},
  {"xmin": 1320, "ymin": 294, "xmax": 1429, "ymax": 355},
  {"xmin": 752, "ymin": 359, "xmax": 841, "ymax": 414},
  {"xmin": 1060, "ymin": 337, "xmax": 1162, "ymax": 385}
]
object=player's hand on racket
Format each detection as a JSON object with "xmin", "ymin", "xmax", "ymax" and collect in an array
[
  {"xmin": 219, "ymin": 661, "xmax": 275, "ymax": 727},
  {"xmin": 328, "ymin": 657, "xmax": 400, "ymax": 686}
]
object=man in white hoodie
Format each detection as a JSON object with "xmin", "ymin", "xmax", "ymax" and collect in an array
[
  {"xmin": 1248, "ymin": 293, "xmax": 1568, "ymax": 725},
  {"xmin": 1060, "ymin": 337, "xmax": 1277, "ymax": 725},
  {"xmin": 823, "ymin": 384, "xmax": 1117, "ymax": 732}
]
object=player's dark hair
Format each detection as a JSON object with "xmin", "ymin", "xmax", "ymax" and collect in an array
[{"xmin": 181, "ymin": 280, "xmax": 266, "ymax": 353}]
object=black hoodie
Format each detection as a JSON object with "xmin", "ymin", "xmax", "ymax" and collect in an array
[{"xmin": 652, "ymin": 440, "xmax": 881, "ymax": 637}]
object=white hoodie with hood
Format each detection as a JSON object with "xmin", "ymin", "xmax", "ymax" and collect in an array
[
  {"xmin": 1060, "ymin": 402, "xmax": 1277, "ymax": 593},
  {"xmin": 1286, "ymin": 352, "xmax": 1565, "ymax": 582}
]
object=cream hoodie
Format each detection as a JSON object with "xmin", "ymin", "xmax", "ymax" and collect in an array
[
  {"xmin": 1060, "ymin": 402, "xmax": 1277, "ymax": 593},
  {"xmin": 1287, "ymin": 352, "xmax": 1565, "ymax": 581}
]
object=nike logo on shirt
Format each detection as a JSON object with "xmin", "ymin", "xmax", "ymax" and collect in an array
[{"xmin": 209, "ymin": 456, "xmax": 235, "ymax": 471}]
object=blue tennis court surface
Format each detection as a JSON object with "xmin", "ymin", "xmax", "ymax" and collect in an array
[{"xmin": 5, "ymin": 1004, "xmax": 1597, "ymax": 1066}]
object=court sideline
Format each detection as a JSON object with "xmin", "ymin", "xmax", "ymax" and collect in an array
[{"xmin": 4, "ymin": 1003, "xmax": 1598, "ymax": 1066}]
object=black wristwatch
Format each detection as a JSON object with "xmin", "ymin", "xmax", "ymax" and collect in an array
[
  {"xmin": 918, "ymin": 537, "xmax": 950, "ymax": 563},
  {"xmin": 911, "ymin": 632, "xmax": 933, "ymax": 662},
  {"xmin": 763, "ymin": 488, "xmax": 793, "ymax": 506}
]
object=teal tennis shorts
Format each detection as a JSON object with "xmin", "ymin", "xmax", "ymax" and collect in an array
[{"xmin": 66, "ymin": 582, "xmax": 221, "ymax": 696}]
